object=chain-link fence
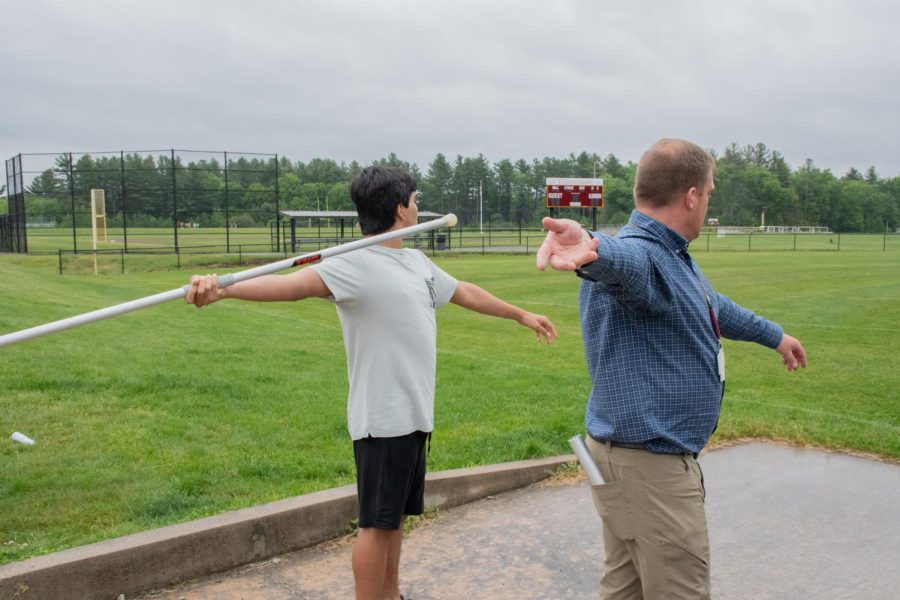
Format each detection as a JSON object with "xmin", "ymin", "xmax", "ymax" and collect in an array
[
  {"xmin": 6, "ymin": 150, "xmax": 898, "ymax": 268},
  {"xmin": 3, "ymin": 150, "xmax": 281, "ymax": 255}
]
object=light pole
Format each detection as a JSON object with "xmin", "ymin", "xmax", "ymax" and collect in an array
[{"xmin": 479, "ymin": 179, "xmax": 483, "ymax": 234}]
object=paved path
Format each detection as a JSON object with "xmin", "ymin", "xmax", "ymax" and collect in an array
[{"xmin": 137, "ymin": 442, "xmax": 900, "ymax": 599}]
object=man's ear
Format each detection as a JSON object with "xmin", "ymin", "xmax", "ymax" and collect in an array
[{"xmin": 683, "ymin": 187, "xmax": 699, "ymax": 210}]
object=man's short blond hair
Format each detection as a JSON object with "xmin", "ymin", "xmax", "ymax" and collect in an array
[{"xmin": 634, "ymin": 139, "xmax": 716, "ymax": 208}]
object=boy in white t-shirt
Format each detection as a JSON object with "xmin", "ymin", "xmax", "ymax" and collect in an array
[{"xmin": 185, "ymin": 166, "xmax": 556, "ymax": 600}]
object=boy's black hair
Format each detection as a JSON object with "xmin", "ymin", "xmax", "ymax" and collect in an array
[{"xmin": 350, "ymin": 166, "xmax": 417, "ymax": 235}]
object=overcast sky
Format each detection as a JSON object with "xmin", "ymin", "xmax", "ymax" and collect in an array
[{"xmin": 2, "ymin": 0, "xmax": 899, "ymax": 179}]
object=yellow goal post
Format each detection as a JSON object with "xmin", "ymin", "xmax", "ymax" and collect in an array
[{"xmin": 90, "ymin": 189, "xmax": 107, "ymax": 243}]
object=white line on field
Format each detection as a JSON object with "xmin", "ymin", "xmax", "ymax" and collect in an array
[{"xmin": 733, "ymin": 398, "xmax": 900, "ymax": 431}]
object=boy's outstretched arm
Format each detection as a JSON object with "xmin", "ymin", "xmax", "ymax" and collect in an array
[
  {"xmin": 185, "ymin": 268, "xmax": 332, "ymax": 308},
  {"xmin": 450, "ymin": 281, "xmax": 557, "ymax": 343}
]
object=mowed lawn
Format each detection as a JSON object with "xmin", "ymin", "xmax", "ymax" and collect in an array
[{"xmin": 1, "ymin": 249, "xmax": 898, "ymax": 564}]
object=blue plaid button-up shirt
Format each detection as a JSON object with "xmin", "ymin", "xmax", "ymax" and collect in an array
[{"xmin": 578, "ymin": 210, "xmax": 783, "ymax": 454}]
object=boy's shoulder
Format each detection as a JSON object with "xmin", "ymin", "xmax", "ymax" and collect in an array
[{"xmin": 320, "ymin": 246, "xmax": 431, "ymax": 269}]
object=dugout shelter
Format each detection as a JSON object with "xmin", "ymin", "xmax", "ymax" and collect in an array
[{"xmin": 280, "ymin": 210, "xmax": 446, "ymax": 253}]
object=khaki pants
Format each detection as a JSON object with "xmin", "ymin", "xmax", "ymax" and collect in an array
[{"xmin": 586, "ymin": 437, "xmax": 710, "ymax": 600}]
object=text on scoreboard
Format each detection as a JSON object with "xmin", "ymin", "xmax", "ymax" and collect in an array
[{"xmin": 545, "ymin": 177, "xmax": 604, "ymax": 208}]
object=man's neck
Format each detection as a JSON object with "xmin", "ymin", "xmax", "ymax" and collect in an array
[{"xmin": 635, "ymin": 206, "xmax": 690, "ymax": 239}]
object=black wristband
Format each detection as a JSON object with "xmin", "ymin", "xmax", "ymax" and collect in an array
[
  {"xmin": 575, "ymin": 263, "xmax": 598, "ymax": 281},
  {"xmin": 575, "ymin": 226, "xmax": 599, "ymax": 280}
]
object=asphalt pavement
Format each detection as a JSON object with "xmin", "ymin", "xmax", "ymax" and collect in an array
[{"xmin": 134, "ymin": 441, "xmax": 900, "ymax": 600}]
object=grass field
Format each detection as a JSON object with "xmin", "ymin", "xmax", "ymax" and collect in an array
[{"xmin": 1, "ymin": 249, "xmax": 898, "ymax": 564}]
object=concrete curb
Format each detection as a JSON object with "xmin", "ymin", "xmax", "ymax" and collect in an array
[{"xmin": 0, "ymin": 455, "xmax": 574, "ymax": 600}]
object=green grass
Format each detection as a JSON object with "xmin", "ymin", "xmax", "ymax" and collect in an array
[
  {"xmin": 24, "ymin": 226, "xmax": 897, "ymax": 258},
  {"xmin": 1, "ymin": 250, "xmax": 898, "ymax": 564},
  {"xmin": 24, "ymin": 227, "xmax": 279, "ymax": 254},
  {"xmin": 697, "ymin": 250, "xmax": 900, "ymax": 453}
]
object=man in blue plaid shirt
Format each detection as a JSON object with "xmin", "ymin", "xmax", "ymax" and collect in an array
[{"xmin": 537, "ymin": 138, "xmax": 807, "ymax": 599}]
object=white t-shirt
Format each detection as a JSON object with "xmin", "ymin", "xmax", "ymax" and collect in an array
[{"xmin": 311, "ymin": 246, "xmax": 458, "ymax": 440}]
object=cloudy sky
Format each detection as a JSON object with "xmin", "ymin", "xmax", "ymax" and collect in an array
[{"xmin": 2, "ymin": 0, "xmax": 898, "ymax": 177}]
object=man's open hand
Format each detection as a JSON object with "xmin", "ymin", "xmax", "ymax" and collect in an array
[{"xmin": 535, "ymin": 217, "xmax": 599, "ymax": 272}]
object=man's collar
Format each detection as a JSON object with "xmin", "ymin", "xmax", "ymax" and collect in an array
[{"xmin": 627, "ymin": 209, "xmax": 689, "ymax": 252}]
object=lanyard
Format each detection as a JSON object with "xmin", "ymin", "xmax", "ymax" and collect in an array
[
  {"xmin": 684, "ymin": 251, "xmax": 721, "ymax": 341},
  {"xmin": 687, "ymin": 253, "xmax": 726, "ymax": 383},
  {"xmin": 703, "ymin": 292, "xmax": 722, "ymax": 340}
]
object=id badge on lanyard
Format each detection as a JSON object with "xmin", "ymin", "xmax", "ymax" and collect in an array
[{"xmin": 716, "ymin": 345, "xmax": 725, "ymax": 382}]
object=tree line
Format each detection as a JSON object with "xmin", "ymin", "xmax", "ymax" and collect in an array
[{"xmin": 7, "ymin": 143, "xmax": 899, "ymax": 232}]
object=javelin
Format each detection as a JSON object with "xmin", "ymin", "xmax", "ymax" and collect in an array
[{"xmin": 0, "ymin": 214, "xmax": 458, "ymax": 348}]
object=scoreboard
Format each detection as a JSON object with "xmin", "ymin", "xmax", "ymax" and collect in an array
[{"xmin": 546, "ymin": 177, "xmax": 604, "ymax": 208}]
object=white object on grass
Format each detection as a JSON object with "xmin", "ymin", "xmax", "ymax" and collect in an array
[{"xmin": 11, "ymin": 431, "xmax": 35, "ymax": 445}]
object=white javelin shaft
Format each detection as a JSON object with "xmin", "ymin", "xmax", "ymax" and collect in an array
[{"xmin": 0, "ymin": 214, "xmax": 458, "ymax": 348}]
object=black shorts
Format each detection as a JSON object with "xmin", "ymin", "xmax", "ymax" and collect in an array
[{"xmin": 353, "ymin": 430, "xmax": 429, "ymax": 530}]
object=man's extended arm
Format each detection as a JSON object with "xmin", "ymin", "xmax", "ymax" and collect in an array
[
  {"xmin": 715, "ymin": 292, "xmax": 808, "ymax": 372},
  {"xmin": 536, "ymin": 217, "xmax": 672, "ymax": 314}
]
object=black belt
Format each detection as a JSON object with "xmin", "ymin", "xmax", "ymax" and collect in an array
[
  {"xmin": 590, "ymin": 435, "xmax": 699, "ymax": 459},
  {"xmin": 590, "ymin": 436, "xmax": 646, "ymax": 451}
]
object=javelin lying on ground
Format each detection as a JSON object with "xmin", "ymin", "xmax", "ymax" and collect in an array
[{"xmin": 0, "ymin": 214, "xmax": 458, "ymax": 348}]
